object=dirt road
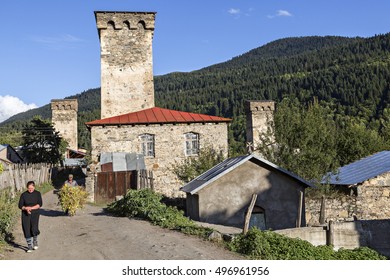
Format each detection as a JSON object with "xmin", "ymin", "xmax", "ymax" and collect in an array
[{"xmin": 4, "ymin": 190, "xmax": 243, "ymax": 260}]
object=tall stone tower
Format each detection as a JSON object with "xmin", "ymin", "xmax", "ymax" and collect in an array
[
  {"xmin": 51, "ymin": 99, "xmax": 78, "ymax": 151},
  {"xmin": 245, "ymin": 100, "xmax": 275, "ymax": 153},
  {"xmin": 95, "ymin": 11, "xmax": 156, "ymax": 119}
]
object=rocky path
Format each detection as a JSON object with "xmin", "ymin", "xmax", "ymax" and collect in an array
[{"xmin": 4, "ymin": 190, "xmax": 243, "ymax": 260}]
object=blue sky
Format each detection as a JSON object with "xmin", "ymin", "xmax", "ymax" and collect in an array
[{"xmin": 0, "ymin": 0, "xmax": 390, "ymax": 122}]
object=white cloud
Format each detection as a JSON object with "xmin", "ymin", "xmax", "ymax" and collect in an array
[
  {"xmin": 31, "ymin": 34, "xmax": 83, "ymax": 44},
  {"xmin": 29, "ymin": 34, "xmax": 83, "ymax": 49},
  {"xmin": 228, "ymin": 8, "xmax": 241, "ymax": 15},
  {"xmin": 268, "ymin": 9, "xmax": 293, "ymax": 19},
  {"xmin": 0, "ymin": 95, "xmax": 37, "ymax": 122},
  {"xmin": 277, "ymin": 10, "xmax": 293, "ymax": 17}
]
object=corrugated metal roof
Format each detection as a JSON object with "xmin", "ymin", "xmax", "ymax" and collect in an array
[
  {"xmin": 181, "ymin": 154, "xmax": 315, "ymax": 194},
  {"xmin": 323, "ymin": 151, "xmax": 390, "ymax": 185},
  {"xmin": 85, "ymin": 107, "xmax": 231, "ymax": 126}
]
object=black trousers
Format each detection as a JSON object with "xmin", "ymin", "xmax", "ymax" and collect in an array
[{"xmin": 21, "ymin": 211, "xmax": 40, "ymax": 239}]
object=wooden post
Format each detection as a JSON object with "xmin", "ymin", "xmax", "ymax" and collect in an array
[
  {"xmin": 296, "ymin": 190, "xmax": 303, "ymax": 227},
  {"xmin": 319, "ymin": 195, "xmax": 326, "ymax": 224},
  {"xmin": 243, "ymin": 193, "xmax": 258, "ymax": 235},
  {"xmin": 327, "ymin": 220, "xmax": 334, "ymax": 246}
]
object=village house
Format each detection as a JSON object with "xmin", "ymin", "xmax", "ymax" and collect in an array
[
  {"xmin": 84, "ymin": 11, "xmax": 231, "ymax": 199},
  {"xmin": 306, "ymin": 150, "xmax": 390, "ymax": 224},
  {"xmin": 181, "ymin": 153, "xmax": 315, "ymax": 230},
  {"xmin": 0, "ymin": 144, "xmax": 24, "ymax": 165}
]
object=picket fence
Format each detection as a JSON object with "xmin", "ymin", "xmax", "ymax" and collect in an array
[{"xmin": 0, "ymin": 163, "xmax": 52, "ymax": 195}]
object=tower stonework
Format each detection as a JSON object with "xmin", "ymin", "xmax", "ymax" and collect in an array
[
  {"xmin": 95, "ymin": 11, "xmax": 156, "ymax": 119},
  {"xmin": 245, "ymin": 100, "xmax": 275, "ymax": 152},
  {"xmin": 51, "ymin": 99, "xmax": 78, "ymax": 151}
]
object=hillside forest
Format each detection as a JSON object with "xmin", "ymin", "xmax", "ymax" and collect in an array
[{"xmin": 1, "ymin": 33, "xmax": 390, "ymax": 183}]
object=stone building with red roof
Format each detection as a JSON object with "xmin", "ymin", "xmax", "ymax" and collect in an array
[{"xmin": 86, "ymin": 12, "xmax": 231, "ymax": 198}]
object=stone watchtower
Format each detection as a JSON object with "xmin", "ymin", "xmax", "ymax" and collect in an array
[
  {"xmin": 95, "ymin": 11, "xmax": 156, "ymax": 119},
  {"xmin": 51, "ymin": 99, "xmax": 78, "ymax": 151},
  {"xmin": 245, "ymin": 100, "xmax": 275, "ymax": 153}
]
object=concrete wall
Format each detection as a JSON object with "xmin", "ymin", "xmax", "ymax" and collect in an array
[
  {"xmin": 90, "ymin": 122, "xmax": 229, "ymax": 197},
  {"xmin": 275, "ymin": 220, "xmax": 390, "ymax": 258},
  {"xmin": 190, "ymin": 159, "xmax": 306, "ymax": 230},
  {"xmin": 51, "ymin": 99, "xmax": 78, "ymax": 151},
  {"xmin": 95, "ymin": 12, "xmax": 155, "ymax": 119},
  {"xmin": 306, "ymin": 172, "xmax": 390, "ymax": 224}
]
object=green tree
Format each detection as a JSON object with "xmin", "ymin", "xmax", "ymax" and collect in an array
[
  {"xmin": 257, "ymin": 98, "xmax": 338, "ymax": 184},
  {"xmin": 0, "ymin": 131, "xmax": 23, "ymax": 147},
  {"xmin": 171, "ymin": 146, "xmax": 226, "ymax": 183},
  {"xmin": 22, "ymin": 117, "xmax": 67, "ymax": 164}
]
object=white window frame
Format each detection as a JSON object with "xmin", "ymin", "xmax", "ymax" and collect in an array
[
  {"xmin": 139, "ymin": 134, "xmax": 155, "ymax": 157},
  {"xmin": 185, "ymin": 132, "xmax": 199, "ymax": 156}
]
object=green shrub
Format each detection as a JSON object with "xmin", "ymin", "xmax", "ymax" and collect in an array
[
  {"xmin": 228, "ymin": 227, "xmax": 386, "ymax": 260},
  {"xmin": 0, "ymin": 188, "xmax": 19, "ymax": 244},
  {"xmin": 58, "ymin": 185, "xmax": 89, "ymax": 216},
  {"xmin": 107, "ymin": 189, "xmax": 212, "ymax": 237}
]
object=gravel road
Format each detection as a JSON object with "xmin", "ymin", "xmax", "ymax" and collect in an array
[{"xmin": 4, "ymin": 190, "xmax": 244, "ymax": 260}]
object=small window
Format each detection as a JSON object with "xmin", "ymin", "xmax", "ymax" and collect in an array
[
  {"xmin": 139, "ymin": 134, "xmax": 155, "ymax": 157},
  {"xmin": 185, "ymin": 132, "xmax": 199, "ymax": 156},
  {"xmin": 249, "ymin": 206, "xmax": 266, "ymax": 230}
]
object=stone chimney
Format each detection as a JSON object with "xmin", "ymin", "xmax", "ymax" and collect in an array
[
  {"xmin": 95, "ymin": 11, "xmax": 156, "ymax": 119},
  {"xmin": 245, "ymin": 100, "xmax": 275, "ymax": 153},
  {"xmin": 51, "ymin": 99, "xmax": 78, "ymax": 151}
]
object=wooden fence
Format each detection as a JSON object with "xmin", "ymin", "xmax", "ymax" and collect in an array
[
  {"xmin": 138, "ymin": 169, "xmax": 154, "ymax": 190},
  {"xmin": 0, "ymin": 163, "xmax": 52, "ymax": 195},
  {"xmin": 95, "ymin": 169, "xmax": 154, "ymax": 203}
]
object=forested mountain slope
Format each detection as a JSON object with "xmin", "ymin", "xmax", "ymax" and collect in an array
[{"xmin": 1, "ymin": 34, "xmax": 390, "ymax": 155}]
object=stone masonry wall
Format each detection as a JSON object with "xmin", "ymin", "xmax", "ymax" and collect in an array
[
  {"xmin": 306, "ymin": 172, "xmax": 390, "ymax": 224},
  {"xmin": 245, "ymin": 100, "xmax": 275, "ymax": 151},
  {"xmin": 95, "ymin": 12, "xmax": 156, "ymax": 119},
  {"xmin": 51, "ymin": 99, "xmax": 78, "ymax": 150},
  {"xmin": 90, "ymin": 122, "xmax": 229, "ymax": 197}
]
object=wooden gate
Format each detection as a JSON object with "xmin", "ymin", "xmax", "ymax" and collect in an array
[{"xmin": 96, "ymin": 171, "xmax": 136, "ymax": 203}]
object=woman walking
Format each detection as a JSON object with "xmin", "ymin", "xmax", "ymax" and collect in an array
[{"xmin": 18, "ymin": 181, "xmax": 43, "ymax": 253}]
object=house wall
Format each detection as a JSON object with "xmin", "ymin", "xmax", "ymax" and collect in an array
[
  {"xmin": 95, "ymin": 12, "xmax": 155, "ymax": 119},
  {"xmin": 306, "ymin": 172, "xmax": 390, "ymax": 224},
  {"xmin": 192, "ymin": 160, "xmax": 306, "ymax": 230},
  {"xmin": 51, "ymin": 99, "xmax": 78, "ymax": 151},
  {"xmin": 90, "ymin": 122, "xmax": 229, "ymax": 197}
]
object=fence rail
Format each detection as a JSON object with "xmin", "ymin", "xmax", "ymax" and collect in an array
[
  {"xmin": 138, "ymin": 169, "xmax": 154, "ymax": 190},
  {"xmin": 0, "ymin": 163, "xmax": 52, "ymax": 195}
]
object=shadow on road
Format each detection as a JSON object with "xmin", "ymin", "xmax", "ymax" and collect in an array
[{"xmin": 40, "ymin": 208, "xmax": 65, "ymax": 217}]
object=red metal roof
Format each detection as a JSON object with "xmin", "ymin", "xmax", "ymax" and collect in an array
[{"xmin": 85, "ymin": 107, "xmax": 231, "ymax": 126}]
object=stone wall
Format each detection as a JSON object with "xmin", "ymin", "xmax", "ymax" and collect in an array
[
  {"xmin": 306, "ymin": 172, "xmax": 390, "ymax": 224},
  {"xmin": 95, "ymin": 12, "xmax": 156, "ymax": 119},
  {"xmin": 51, "ymin": 99, "xmax": 78, "ymax": 150},
  {"xmin": 90, "ymin": 122, "xmax": 229, "ymax": 197}
]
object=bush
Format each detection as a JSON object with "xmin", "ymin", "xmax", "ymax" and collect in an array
[
  {"xmin": 0, "ymin": 188, "xmax": 19, "ymax": 244},
  {"xmin": 228, "ymin": 227, "xmax": 386, "ymax": 260},
  {"xmin": 107, "ymin": 189, "xmax": 212, "ymax": 237},
  {"xmin": 58, "ymin": 185, "xmax": 89, "ymax": 216}
]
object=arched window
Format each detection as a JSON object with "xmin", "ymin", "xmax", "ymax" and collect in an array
[
  {"xmin": 185, "ymin": 132, "xmax": 199, "ymax": 156},
  {"xmin": 139, "ymin": 134, "xmax": 155, "ymax": 157}
]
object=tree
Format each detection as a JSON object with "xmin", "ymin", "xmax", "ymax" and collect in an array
[
  {"xmin": 171, "ymin": 146, "xmax": 226, "ymax": 183},
  {"xmin": 257, "ymin": 98, "xmax": 339, "ymax": 185},
  {"xmin": 22, "ymin": 117, "xmax": 67, "ymax": 164}
]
